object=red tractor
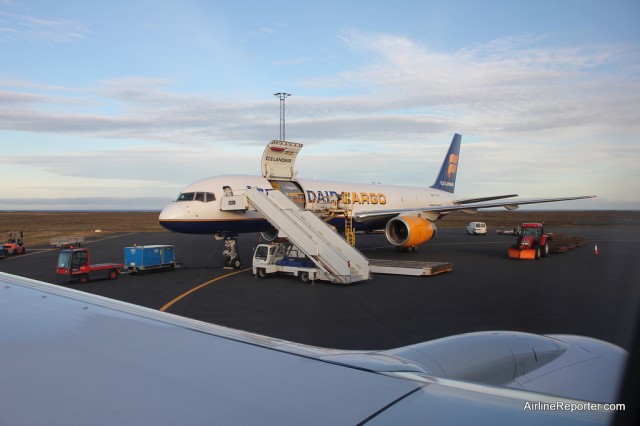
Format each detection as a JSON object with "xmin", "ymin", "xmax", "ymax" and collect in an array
[
  {"xmin": 3, "ymin": 231, "xmax": 25, "ymax": 255},
  {"xmin": 507, "ymin": 223, "xmax": 551, "ymax": 260}
]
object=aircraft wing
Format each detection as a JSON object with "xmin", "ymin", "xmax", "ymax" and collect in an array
[
  {"xmin": 453, "ymin": 194, "xmax": 519, "ymax": 204},
  {"xmin": 0, "ymin": 271, "xmax": 623, "ymax": 425},
  {"xmin": 354, "ymin": 195, "xmax": 596, "ymax": 223}
]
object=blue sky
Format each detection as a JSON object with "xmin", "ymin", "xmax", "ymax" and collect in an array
[{"xmin": 1, "ymin": 0, "xmax": 639, "ymax": 210}]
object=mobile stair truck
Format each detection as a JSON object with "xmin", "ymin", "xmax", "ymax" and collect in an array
[
  {"xmin": 244, "ymin": 187, "xmax": 371, "ymax": 284},
  {"xmin": 253, "ymin": 242, "xmax": 332, "ymax": 283},
  {"xmin": 123, "ymin": 245, "xmax": 178, "ymax": 273}
]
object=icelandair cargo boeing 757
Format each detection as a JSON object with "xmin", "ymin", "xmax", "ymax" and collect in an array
[{"xmin": 159, "ymin": 134, "xmax": 594, "ymax": 267}]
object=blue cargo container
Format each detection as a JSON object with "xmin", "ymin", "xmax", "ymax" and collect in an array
[{"xmin": 124, "ymin": 245, "xmax": 175, "ymax": 272}]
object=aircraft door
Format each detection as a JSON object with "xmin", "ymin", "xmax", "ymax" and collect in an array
[
  {"xmin": 261, "ymin": 139, "xmax": 306, "ymax": 208},
  {"xmin": 269, "ymin": 180, "xmax": 306, "ymax": 209},
  {"xmin": 261, "ymin": 140, "xmax": 303, "ymax": 180}
]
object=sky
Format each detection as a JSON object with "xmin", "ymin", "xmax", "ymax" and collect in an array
[{"xmin": 0, "ymin": 0, "xmax": 639, "ymax": 211}]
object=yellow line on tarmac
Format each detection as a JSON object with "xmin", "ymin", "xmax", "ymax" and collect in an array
[{"xmin": 159, "ymin": 267, "xmax": 251, "ymax": 312}]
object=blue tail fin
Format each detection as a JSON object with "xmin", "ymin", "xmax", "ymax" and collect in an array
[{"xmin": 430, "ymin": 133, "xmax": 461, "ymax": 193}]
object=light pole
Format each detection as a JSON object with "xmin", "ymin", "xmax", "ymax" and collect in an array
[{"xmin": 273, "ymin": 92, "xmax": 291, "ymax": 141}]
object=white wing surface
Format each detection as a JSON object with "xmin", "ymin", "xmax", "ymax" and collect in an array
[{"xmin": 0, "ymin": 272, "xmax": 623, "ymax": 426}]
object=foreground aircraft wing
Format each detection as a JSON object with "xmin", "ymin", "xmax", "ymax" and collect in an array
[
  {"xmin": 354, "ymin": 195, "xmax": 596, "ymax": 223},
  {"xmin": 0, "ymin": 272, "xmax": 624, "ymax": 425}
]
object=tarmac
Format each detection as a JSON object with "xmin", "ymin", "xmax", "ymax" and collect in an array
[{"xmin": 1, "ymin": 226, "xmax": 638, "ymax": 351}]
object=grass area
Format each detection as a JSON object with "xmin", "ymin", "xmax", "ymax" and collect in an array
[{"xmin": 0, "ymin": 212, "xmax": 165, "ymax": 246}]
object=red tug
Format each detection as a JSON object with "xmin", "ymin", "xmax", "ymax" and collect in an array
[{"xmin": 56, "ymin": 246, "xmax": 123, "ymax": 283}]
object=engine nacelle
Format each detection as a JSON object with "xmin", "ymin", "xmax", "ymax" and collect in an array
[
  {"xmin": 260, "ymin": 228, "xmax": 279, "ymax": 242},
  {"xmin": 385, "ymin": 215, "xmax": 438, "ymax": 248}
]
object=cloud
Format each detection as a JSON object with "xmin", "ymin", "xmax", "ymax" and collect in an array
[
  {"xmin": 0, "ymin": 29, "xmax": 638, "ymax": 207},
  {"xmin": 305, "ymin": 30, "xmax": 640, "ymax": 136},
  {"xmin": 0, "ymin": 142, "xmax": 267, "ymax": 202},
  {"xmin": 0, "ymin": 77, "xmax": 278, "ymax": 144},
  {"xmin": 2, "ymin": 31, "xmax": 637, "ymax": 145},
  {"xmin": 0, "ymin": 11, "xmax": 88, "ymax": 43}
]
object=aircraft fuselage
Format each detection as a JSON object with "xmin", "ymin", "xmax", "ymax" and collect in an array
[{"xmin": 158, "ymin": 174, "xmax": 456, "ymax": 235}]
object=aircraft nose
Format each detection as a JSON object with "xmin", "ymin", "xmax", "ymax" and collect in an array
[{"xmin": 159, "ymin": 202, "xmax": 184, "ymax": 220}]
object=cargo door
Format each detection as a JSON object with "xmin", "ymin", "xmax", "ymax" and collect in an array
[
  {"xmin": 261, "ymin": 140, "xmax": 306, "ymax": 208},
  {"xmin": 261, "ymin": 140, "xmax": 303, "ymax": 180}
]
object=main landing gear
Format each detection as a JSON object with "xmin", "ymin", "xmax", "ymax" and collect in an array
[{"xmin": 220, "ymin": 232, "xmax": 241, "ymax": 269}]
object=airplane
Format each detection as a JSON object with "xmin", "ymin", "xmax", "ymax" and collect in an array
[
  {"xmin": 159, "ymin": 134, "xmax": 595, "ymax": 267},
  {"xmin": 0, "ymin": 270, "xmax": 629, "ymax": 425}
]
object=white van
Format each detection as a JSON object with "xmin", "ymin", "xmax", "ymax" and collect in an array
[{"xmin": 466, "ymin": 222, "xmax": 487, "ymax": 236}]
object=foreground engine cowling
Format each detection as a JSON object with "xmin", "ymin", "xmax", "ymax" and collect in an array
[
  {"xmin": 260, "ymin": 228, "xmax": 279, "ymax": 242},
  {"xmin": 385, "ymin": 215, "xmax": 437, "ymax": 249}
]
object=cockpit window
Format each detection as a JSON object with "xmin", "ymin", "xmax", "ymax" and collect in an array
[
  {"xmin": 177, "ymin": 192, "xmax": 195, "ymax": 202},
  {"xmin": 176, "ymin": 192, "xmax": 216, "ymax": 202}
]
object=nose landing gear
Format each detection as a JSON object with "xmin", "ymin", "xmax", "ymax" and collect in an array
[{"xmin": 219, "ymin": 232, "xmax": 241, "ymax": 269}]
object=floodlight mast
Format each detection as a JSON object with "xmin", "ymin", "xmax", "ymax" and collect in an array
[{"xmin": 273, "ymin": 92, "xmax": 291, "ymax": 141}]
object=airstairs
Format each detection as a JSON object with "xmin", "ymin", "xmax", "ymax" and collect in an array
[{"xmin": 244, "ymin": 187, "xmax": 370, "ymax": 284}]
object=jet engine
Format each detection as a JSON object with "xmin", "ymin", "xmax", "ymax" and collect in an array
[
  {"xmin": 385, "ymin": 215, "xmax": 437, "ymax": 250},
  {"xmin": 260, "ymin": 228, "xmax": 279, "ymax": 242}
]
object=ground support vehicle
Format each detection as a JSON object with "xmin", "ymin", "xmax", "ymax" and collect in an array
[
  {"xmin": 507, "ymin": 223, "xmax": 551, "ymax": 260},
  {"xmin": 253, "ymin": 243, "xmax": 331, "ymax": 283},
  {"xmin": 254, "ymin": 242, "xmax": 453, "ymax": 281},
  {"xmin": 123, "ymin": 245, "xmax": 178, "ymax": 273},
  {"xmin": 3, "ymin": 231, "xmax": 25, "ymax": 255},
  {"xmin": 368, "ymin": 259, "xmax": 453, "ymax": 276},
  {"xmin": 466, "ymin": 222, "xmax": 487, "ymax": 235},
  {"xmin": 50, "ymin": 236, "xmax": 85, "ymax": 247},
  {"xmin": 56, "ymin": 247, "xmax": 123, "ymax": 283},
  {"xmin": 546, "ymin": 234, "xmax": 587, "ymax": 253}
]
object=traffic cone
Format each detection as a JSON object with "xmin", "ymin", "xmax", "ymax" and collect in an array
[{"xmin": 594, "ymin": 242, "xmax": 599, "ymax": 255}]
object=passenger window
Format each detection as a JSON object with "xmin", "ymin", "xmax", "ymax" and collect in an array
[{"xmin": 194, "ymin": 192, "xmax": 205, "ymax": 202}]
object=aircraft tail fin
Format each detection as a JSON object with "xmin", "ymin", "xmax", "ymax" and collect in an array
[{"xmin": 431, "ymin": 133, "xmax": 461, "ymax": 193}]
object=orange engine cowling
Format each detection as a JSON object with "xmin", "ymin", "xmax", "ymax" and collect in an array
[{"xmin": 385, "ymin": 215, "xmax": 438, "ymax": 248}]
